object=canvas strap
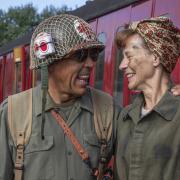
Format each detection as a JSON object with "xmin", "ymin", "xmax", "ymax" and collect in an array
[
  {"xmin": 51, "ymin": 110, "xmax": 99, "ymax": 176},
  {"xmin": 90, "ymin": 88, "xmax": 113, "ymax": 180},
  {"xmin": 14, "ymin": 132, "xmax": 25, "ymax": 180},
  {"xmin": 8, "ymin": 89, "xmax": 33, "ymax": 180},
  {"xmin": 51, "ymin": 110, "xmax": 89, "ymax": 160}
]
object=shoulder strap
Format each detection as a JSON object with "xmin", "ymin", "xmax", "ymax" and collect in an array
[
  {"xmin": 8, "ymin": 88, "xmax": 33, "ymax": 180},
  {"xmin": 8, "ymin": 88, "xmax": 33, "ymax": 145},
  {"xmin": 90, "ymin": 88, "xmax": 113, "ymax": 142},
  {"xmin": 51, "ymin": 109, "xmax": 99, "ymax": 176},
  {"xmin": 90, "ymin": 88, "xmax": 114, "ymax": 180}
]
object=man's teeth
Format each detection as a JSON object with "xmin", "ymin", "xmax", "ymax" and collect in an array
[
  {"xmin": 78, "ymin": 75, "xmax": 89, "ymax": 79},
  {"xmin": 79, "ymin": 79, "xmax": 85, "ymax": 83},
  {"xmin": 78, "ymin": 76, "xmax": 89, "ymax": 85}
]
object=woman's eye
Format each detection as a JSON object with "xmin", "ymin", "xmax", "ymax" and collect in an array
[
  {"xmin": 132, "ymin": 45, "xmax": 139, "ymax": 49},
  {"xmin": 127, "ymin": 56, "xmax": 133, "ymax": 60}
]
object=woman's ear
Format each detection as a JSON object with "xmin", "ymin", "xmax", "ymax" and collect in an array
[{"xmin": 153, "ymin": 56, "xmax": 160, "ymax": 67}]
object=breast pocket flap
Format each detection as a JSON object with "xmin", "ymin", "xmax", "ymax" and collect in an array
[
  {"xmin": 25, "ymin": 135, "xmax": 54, "ymax": 154},
  {"xmin": 84, "ymin": 134, "xmax": 100, "ymax": 147}
]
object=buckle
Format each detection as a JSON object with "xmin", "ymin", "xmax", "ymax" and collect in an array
[
  {"xmin": 17, "ymin": 144, "xmax": 24, "ymax": 150},
  {"xmin": 15, "ymin": 163, "xmax": 24, "ymax": 170},
  {"xmin": 100, "ymin": 139, "xmax": 107, "ymax": 145}
]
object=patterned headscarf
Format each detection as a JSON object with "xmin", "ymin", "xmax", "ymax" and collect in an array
[{"xmin": 129, "ymin": 16, "xmax": 180, "ymax": 73}]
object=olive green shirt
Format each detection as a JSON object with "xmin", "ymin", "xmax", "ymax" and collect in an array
[
  {"xmin": 0, "ymin": 85, "xmax": 120, "ymax": 180},
  {"xmin": 114, "ymin": 89, "xmax": 180, "ymax": 180}
]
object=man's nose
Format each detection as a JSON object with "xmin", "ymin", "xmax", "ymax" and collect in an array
[{"xmin": 84, "ymin": 56, "xmax": 97, "ymax": 67}]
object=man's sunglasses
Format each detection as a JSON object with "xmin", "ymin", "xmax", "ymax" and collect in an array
[{"xmin": 64, "ymin": 48, "xmax": 100, "ymax": 62}]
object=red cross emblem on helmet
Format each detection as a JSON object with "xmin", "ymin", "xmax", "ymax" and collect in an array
[
  {"xmin": 33, "ymin": 32, "xmax": 55, "ymax": 59},
  {"xmin": 74, "ymin": 19, "xmax": 92, "ymax": 41}
]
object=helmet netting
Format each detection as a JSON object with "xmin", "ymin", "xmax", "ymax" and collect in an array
[{"xmin": 30, "ymin": 14, "xmax": 104, "ymax": 69}]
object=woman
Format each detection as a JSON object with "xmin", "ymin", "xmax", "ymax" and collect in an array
[{"xmin": 114, "ymin": 17, "xmax": 180, "ymax": 180}]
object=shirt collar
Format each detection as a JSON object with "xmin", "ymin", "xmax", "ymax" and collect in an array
[
  {"xmin": 122, "ymin": 93, "xmax": 144, "ymax": 124},
  {"xmin": 122, "ymin": 87, "xmax": 179, "ymax": 123},
  {"xmin": 153, "ymin": 90, "xmax": 179, "ymax": 121},
  {"xmin": 33, "ymin": 85, "xmax": 93, "ymax": 117},
  {"xmin": 78, "ymin": 87, "xmax": 93, "ymax": 113}
]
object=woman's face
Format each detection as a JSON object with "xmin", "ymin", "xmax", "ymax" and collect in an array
[{"xmin": 119, "ymin": 33, "xmax": 156, "ymax": 90}]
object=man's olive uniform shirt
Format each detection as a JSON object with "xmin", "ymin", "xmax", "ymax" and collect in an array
[
  {"xmin": 114, "ymin": 89, "xmax": 180, "ymax": 180},
  {"xmin": 0, "ymin": 85, "xmax": 120, "ymax": 180}
]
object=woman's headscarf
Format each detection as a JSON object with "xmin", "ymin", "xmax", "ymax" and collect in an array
[{"xmin": 129, "ymin": 16, "xmax": 180, "ymax": 73}]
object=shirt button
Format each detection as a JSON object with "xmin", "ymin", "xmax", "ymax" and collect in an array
[{"xmin": 68, "ymin": 151, "xmax": 72, "ymax": 156}]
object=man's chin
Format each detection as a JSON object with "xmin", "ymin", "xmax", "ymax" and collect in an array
[{"xmin": 74, "ymin": 87, "xmax": 87, "ymax": 97}]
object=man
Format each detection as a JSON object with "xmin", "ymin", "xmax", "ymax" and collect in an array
[
  {"xmin": 114, "ymin": 16, "xmax": 180, "ymax": 180},
  {"xmin": 0, "ymin": 14, "xmax": 120, "ymax": 180}
]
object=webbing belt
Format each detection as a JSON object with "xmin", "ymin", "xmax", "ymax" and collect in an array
[
  {"xmin": 14, "ymin": 132, "xmax": 25, "ymax": 180},
  {"xmin": 51, "ymin": 110, "xmax": 99, "ymax": 177}
]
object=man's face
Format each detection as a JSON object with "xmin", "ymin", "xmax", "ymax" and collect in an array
[
  {"xmin": 119, "ymin": 34, "xmax": 155, "ymax": 90},
  {"xmin": 48, "ymin": 48, "xmax": 99, "ymax": 97}
]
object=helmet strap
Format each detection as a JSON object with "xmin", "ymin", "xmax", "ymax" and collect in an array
[{"xmin": 40, "ymin": 64, "xmax": 48, "ymax": 140}]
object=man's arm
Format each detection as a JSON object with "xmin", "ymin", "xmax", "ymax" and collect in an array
[{"xmin": 0, "ymin": 100, "xmax": 14, "ymax": 180}]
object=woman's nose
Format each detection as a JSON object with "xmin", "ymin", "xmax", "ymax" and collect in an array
[{"xmin": 119, "ymin": 57, "xmax": 128, "ymax": 70}]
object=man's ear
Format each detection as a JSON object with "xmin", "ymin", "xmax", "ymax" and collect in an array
[{"xmin": 153, "ymin": 56, "xmax": 160, "ymax": 67}]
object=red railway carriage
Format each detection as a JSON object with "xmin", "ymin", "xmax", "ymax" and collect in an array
[{"xmin": 0, "ymin": 0, "xmax": 180, "ymax": 106}]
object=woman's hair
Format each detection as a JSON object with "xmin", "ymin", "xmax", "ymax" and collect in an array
[
  {"xmin": 115, "ymin": 29, "xmax": 149, "ymax": 51},
  {"xmin": 115, "ymin": 29, "xmax": 136, "ymax": 49}
]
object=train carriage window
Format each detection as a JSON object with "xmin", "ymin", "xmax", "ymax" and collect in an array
[
  {"xmin": 113, "ymin": 26, "xmax": 125, "ymax": 106},
  {"xmin": 0, "ymin": 57, "xmax": 4, "ymax": 102},
  {"xmin": 15, "ymin": 62, "xmax": 22, "ymax": 93},
  {"xmin": 25, "ymin": 47, "xmax": 30, "ymax": 89},
  {"xmin": 94, "ymin": 32, "xmax": 106, "ymax": 90},
  {"xmin": 4, "ymin": 53, "xmax": 15, "ymax": 98}
]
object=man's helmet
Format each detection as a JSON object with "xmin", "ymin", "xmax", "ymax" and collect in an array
[{"xmin": 30, "ymin": 14, "xmax": 104, "ymax": 69}]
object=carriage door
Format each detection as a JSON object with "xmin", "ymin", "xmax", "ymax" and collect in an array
[
  {"xmin": 13, "ymin": 46, "xmax": 25, "ymax": 93},
  {"xmin": 0, "ymin": 56, "xmax": 5, "ymax": 102}
]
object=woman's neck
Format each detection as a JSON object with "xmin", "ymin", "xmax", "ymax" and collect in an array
[{"xmin": 142, "ymin": 70, "xmax": 170, "ymax": 110}]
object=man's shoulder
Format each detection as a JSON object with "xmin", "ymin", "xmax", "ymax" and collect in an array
[
  {"xmin": 0, "ymin": 98, "xmax": 8, "ymax": 111},
  {"xmin": 0, "ymin": 87, "xmax": 37, "ymax": 112},
  {"xmin": 88, "ymin": 87, "xmax": 122, "ymax": 108},
  {"xmin": 88, "ymin": 87, "xmax": 122, "ymax": 114},
  {"xmin": 88, "ymin": 87, "xmax": 116, "ymax": 107},
  {"xmin": 88, "ymin": 87, "xmax": 112, "ymax": 98}
]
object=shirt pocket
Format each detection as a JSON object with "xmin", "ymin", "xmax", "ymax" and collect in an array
[
  {"xmin": 24, "ymin": 135, "xmax": 54, "ymax": 180},
  {"xmin": 83, "ymin": 134, "xmax": 101, "ymax": 167}
]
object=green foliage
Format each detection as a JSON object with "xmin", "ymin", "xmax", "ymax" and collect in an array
[
  {"xmin": 0, "ymin": 4, "xmax": 69, "ymax": 47},
  {"xmin": 0, "ymin": 10, "xmax": 8, "ymax": 46},
  {"xmin": 39, "ymin": 5, "xmax": 69, "ymax": 20}
]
